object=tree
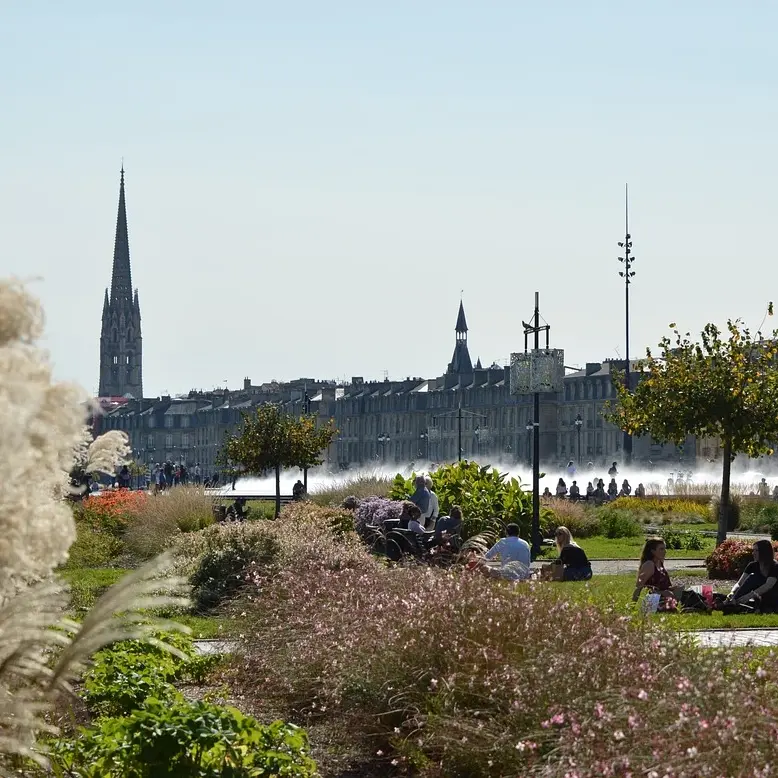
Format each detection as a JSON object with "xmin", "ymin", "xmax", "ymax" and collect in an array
[
  {"xmin": 219, "ymin": 404, "xmax": 337, "ymax": 516},
  {"xmin": 607, "ymin": 309, "xmax": 778, "ymax": 545}
]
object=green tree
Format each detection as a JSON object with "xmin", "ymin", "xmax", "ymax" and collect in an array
[
  {"xmin": 219, "ymin": 404, "xmax": 337, "ymax": 516},
  {"xmin": 607, "ymin": 311, "xmax": 778, "ymax": 545}
]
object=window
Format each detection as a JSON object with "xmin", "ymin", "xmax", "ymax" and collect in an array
[
  {"xmin": 148, "ymin": 417, "xmax": 156, "ymax": 429},
  {"xmin": 146, "ymin": 434, "xmax": 153, "ymax": 447},
  {"xmin": 125, "ymin": 355, "xmax": 130, "ymax": 365},
  {"xmin": 164, "ymin": 416, "xmax": 174, "ymax": 429},
  {"xmin": 112, "ymin": 355, "xmax": 118, "ymax": 365},
  {"xmin": 165, "ymin": 434, "xmax": 173, "ymax": 448},
  {"xmin": 182, "ymin": 433, "xmax": 190, "ymax": 447},
  {"xmin": 180, "ymin": 416, "xmax": 190, "ymax": 428}
]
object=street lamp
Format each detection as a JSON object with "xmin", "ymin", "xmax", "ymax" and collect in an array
[
  {"xmin": 474, "ymin": 426, "xmax": 481, "ymax": 459},
  {"xmin": 574, "ymin": 414, "xmax": 583, "ymax": 466},
  {"xmin": 617, "ymin": 184, "xmax": 636, "ymax": 464},
  {"xmin": 420, "ymin": 430, "xmax": 429, "ymax": 460},
  {"xmin": 377, "ymin": 433, "xmax": 390, "ymax": 462},
  {"xmin": 525, "ymin": 419, "xmax": 533, "ymax": 467}
]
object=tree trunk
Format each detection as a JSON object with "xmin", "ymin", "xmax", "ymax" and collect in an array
[
  {"xmin": 717, "ymin": 438, "xmax": 732, "ymax": 546},
  {"xmin": 275, "ymin": 463, "xmax": 281, "ymax": 518}
]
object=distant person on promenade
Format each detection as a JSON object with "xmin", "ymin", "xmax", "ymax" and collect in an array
[
  {"xmin": 607, "ymin": 478, "xmax": 618, "ymax": 499},
  {"xmin": 620, "ymin": 479, "xmax": 632, "ymax": 497},
  {"xmin": 759, "ymin": 478, "xmax": 770, "ymax": 498},
  {"xmin": 608, "ymin": 461, "xmax": 618, "ymax": 477},
  {"xmin": 635, "ymin": 483, "xmax": 646, "ymax": 498},
  {"xmin": 569, "ymin": 481, "xmax": 580, "ymax": 500},
  {"xmin": 293, "ymin": 479, "xmax": 306, "ymax": 501},
  {"xmin": 555, "ymin": 478, "xmax": 567, "ymax": 497},
  {"xmin": 566, "ymin": 461, "xmax": 576, "ymax": 479},
  {"xmin": 586, "ymin": 481, "xmax": 594, "ymax": 500},
  {"xmin": 194, "ymin": 463, "xmax": 201, "ymax": 485}
]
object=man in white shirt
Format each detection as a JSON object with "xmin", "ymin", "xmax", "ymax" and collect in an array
[
  {"xmin": 482, "ymin": 524, "xmax": 531, "ymax": 580},
  {"xmin": 423, "ymin": 475, "xmax": 439, "ymax": 529}
]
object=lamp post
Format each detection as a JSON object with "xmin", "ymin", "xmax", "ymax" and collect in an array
[
  {"xmin": 377, "ymin": 433, "xmax": 390, "ymax": 462},
  {"xmin": 525, "ymin": 419, "xmax": 533, "ymax": 466},
  {"xmin": 303, "ymin": 392, "xmax": 312, "ymax": 492},
  {"xmin": 420, "ymin": 430, "xmax": 429, "ymax": 460},
  {"xmin": 574, "ymin": 414, "xmax": 583, "ymax": 466},
  {"xmin": 474, "ymin": 426, "xmax": 481, "ymax": 459},
  {"xmin": 617, "ymin": 184, "xmax": 636, "ymax": 464}
]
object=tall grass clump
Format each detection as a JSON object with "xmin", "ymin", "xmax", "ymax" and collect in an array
[
  {"xmin": 0, "ymin": 279, "xmax": 187, "ymax": 770},
  {"xmin": 309, "ymin": 471, "xmax": 393, "ymax": 506},
  {"xmin": 124, "ymin": 486, "xmax": 216, "ymax": 560},
  {"xmin": 544, "ymin": 498, "xmax": 601, "ymax": 537},
  {"xmin": 609, "ymin": 496, "xmax": 711, "ymax": 523},
  {"xmin": 229, "ymin": 544, "xmax": 778, "ymax": 777}
]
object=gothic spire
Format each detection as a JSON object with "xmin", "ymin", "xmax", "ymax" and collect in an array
[
  {"xmin": 110, "ymin": 166, "xmax": 132, "ymax": 303},
  {"xmin": 455, "ymin": 300, "xmax": 468, "ymax": 335}
]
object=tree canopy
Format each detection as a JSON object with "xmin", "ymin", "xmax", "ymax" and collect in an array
[
  {"xmin": 219, "ymin": 404, "xmax": 337, "ymax": 515},
  {"xmin": 607, "ymin": 311, "xmax": 778, "ymax": 544}
]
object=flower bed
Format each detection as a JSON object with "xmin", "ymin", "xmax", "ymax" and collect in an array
[{"xmin": 706, "ymin": 538, "xmax": 778, "ymax": 579}]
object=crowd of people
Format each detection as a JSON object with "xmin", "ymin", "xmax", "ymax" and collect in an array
[{"xmin": 542, "ymin": 461, "xmax": 647, "ymax": 504}]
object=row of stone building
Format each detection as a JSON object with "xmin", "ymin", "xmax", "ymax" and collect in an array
[{"xmin": 99, "ymin": 303, "xmax": 693, "ymax": 474}]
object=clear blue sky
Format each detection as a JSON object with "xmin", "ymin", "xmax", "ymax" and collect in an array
[{"xmin": 2, "ymin": 2, "xmax": 776, "ymax": 396}]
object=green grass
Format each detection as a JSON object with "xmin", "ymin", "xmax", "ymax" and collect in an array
[
  {"xmin": 565, "ymin": 535, "xmax": 715, "ymax": 559},
  {"xmin": 58, "ymin": 567, "xmax": 129, "ymax": 612},
  {"xmin": 58, "ymin": 566, "xmax": 234, "ymax": 638},
  {"xmin": 553, "ymin": 573, "xmax": 778, "ymax": 630}
]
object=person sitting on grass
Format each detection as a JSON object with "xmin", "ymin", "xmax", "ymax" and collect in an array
[
  {"xmin": 569, "ymin": 480, "xmax": 580, "ymax": 500},
  {"xmin": 554, "ymin": 526, "xmax": 592, "ymax": 581},
  {"xmin": 555, "ymin": 478, "xmax": 567, "ymax": 497},
  {"xmin": 434, "ymin": 505, "xmax": 463, "ymax": 544},
  {"xmin": 633, "ymin": 537, "xmax": 680, "ymax": 607},
  {"xmin": 225, "ymin": 497, "xmax": 248, "ymax": 522},
  {"xmin": 481, "ymin": 523, "xmax": 531, "ymax": 580},
  {"xmin": 725, "ymin": 539, "xmax": 778, "ymax": 613}
]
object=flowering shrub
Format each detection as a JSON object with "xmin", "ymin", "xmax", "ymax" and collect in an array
[
  {"xmin": 78, "ymin": 490, "xmax": 148, "ymax": 536},
  {"xmin": 706, "ymin": 538, "xmax": 778, "ymax": 579},
  {"xmin": 353, "ymin": 496, "xmax": 403, "ymax": 535},
  {"xmin": 230, "ymin": 554, "xmax": 778, "ymax": 777}
]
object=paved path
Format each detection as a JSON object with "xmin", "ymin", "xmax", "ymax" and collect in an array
[
  {"xmin": 687, "ymin": 629, "xmax": 778, "ymax": 648},
  {"xmin": 530, "ymin": 558, "xmax": 707, "ymax": 575}
]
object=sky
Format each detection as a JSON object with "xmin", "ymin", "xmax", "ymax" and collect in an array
[{"xmin": 2, "ymin": 2, "xmax": 777, "ymax": 397}]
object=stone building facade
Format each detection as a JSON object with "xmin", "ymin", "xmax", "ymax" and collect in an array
[{"xmin": 99, "ymin": 303, "xmax": 690, "ymax": 474}]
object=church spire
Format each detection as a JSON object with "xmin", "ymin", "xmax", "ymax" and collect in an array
[
  {"xmin": 455, "ymin": 299, "xmax": 468, "ymax": 336},
  {"xmin": 99, "ymin": 165, "xmax": 143, "ymax": 399},
  {"xmin": 110, "ymin": 166, "xmax": 132, "ymax": 303},
  {"xmin": 448, "ymin": 300, "xmax": 473, "ymax": 374}
]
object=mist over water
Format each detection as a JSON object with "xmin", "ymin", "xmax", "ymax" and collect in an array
[{"xmin": 213, "ymin": 457, "xmax": 778, "ymax": 497}]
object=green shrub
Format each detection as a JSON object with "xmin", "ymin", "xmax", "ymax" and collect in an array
[
  {"xmin": 47, "ymin": 699, "xmax": 317, "ymax": 778},
  {"xmin": 391, "ymin": 461, "xmax": 533, "ymax": 539},
  {"xmin": 82, "ymin": 632, "xmax": 200, "ymax": 717},
  {"xmin": 663, "ymin": 529, "xmax": 706, "ymax": 552},
  {"xmin": 65, "ymin": 524, "xmax": 123, "ymax": 569},
  {"xmin": 740, "ymin": 499, "xmax": 778, "ymax": 532},
  {"xmin": 247, "ymin": 500, "xmax": 276, "ymax": 520},
  {"xmin": 188, "ymin": 525, "xmax": 281, "ymax": 612},
  {"xmin": 596, "ymin": 507, "xmax": 643, "ymax": 538}
]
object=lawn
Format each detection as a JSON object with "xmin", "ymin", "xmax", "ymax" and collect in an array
[
  {"xmin": 58, "ymin": 566, "xmax": 232, "ymax": 638},
  {"xmin": 545, "ymin": 534, "xmax": 716, "ymax": 559},
  {"xmin": 553, "ymin": 573, "xmax": 778, "ymax": 630}
]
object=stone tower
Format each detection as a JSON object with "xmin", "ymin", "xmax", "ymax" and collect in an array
[
  {"xmin": 447, "ymin": 300, "xmax": 473, "ymax": 374},
  {"xmin": 98, "ymin": 167, "xmax": 143, "ymax": 398}
]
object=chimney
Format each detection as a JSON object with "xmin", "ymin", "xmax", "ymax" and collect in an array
[{"xmin": 585, "ymin": 363, "xmax": 601, "ymax": 376}]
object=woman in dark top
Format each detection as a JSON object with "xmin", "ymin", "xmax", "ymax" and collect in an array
[
  {"xmin": 727, "ymin": 540, "xmax": 778, "ymax": 612},
  {"xmin": 555, "ymin": 526, "xmax": 592, "ymax": 581},
  {"xmin": 633, "ymin": 537, "xmax": 677, "ymax": 603}
]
